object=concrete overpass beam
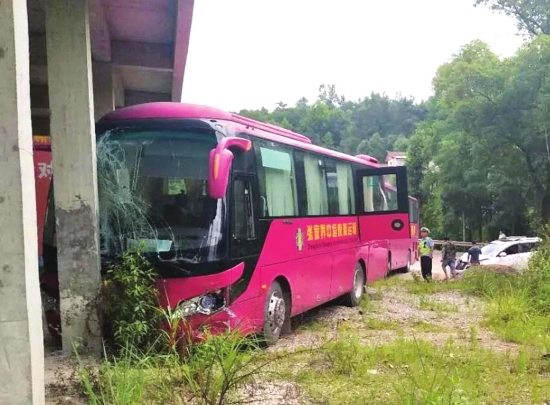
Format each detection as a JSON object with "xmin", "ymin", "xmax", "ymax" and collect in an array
[
  {"xmin": 93, "ymin": 61, "xmax": 114, "ymax": 121},
  {"xmin": 45, "ymin": 0, "xmax": 102, "ymax": 354},
  {"xmin": 0, "ymin": 0, "xmax": 45, "ymax": 403}
]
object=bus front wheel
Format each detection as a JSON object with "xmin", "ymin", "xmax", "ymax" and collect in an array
[
  {"xmin": 343, "ymin": 263, "xmax": 365, "ymax": 307},
  {"xmin": 261, "ymin": 281, "xmax": 287, "ymax": 346}
]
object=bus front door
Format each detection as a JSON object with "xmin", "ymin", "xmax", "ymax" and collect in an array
[{"xmin": 356, "ymin": 166, "xmax": 410, "ymax": 280}]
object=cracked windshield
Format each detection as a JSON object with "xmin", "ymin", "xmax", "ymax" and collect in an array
[{"xmin": 97, "ymin": 127, "xmax": 226, "ymax": 263}]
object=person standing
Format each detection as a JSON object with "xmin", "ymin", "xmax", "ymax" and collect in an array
[
  {"xmin": 418, "ymin": 227, "xmax": 434, "ymax": 281},
  {"xmin": 467, "ymin": 241, "xmax": 482, "ymax": 266},
  {"xmin": 499, "ymin": 231, "xmax": 506, "ymax": 240},
  {"xmin": 441, "ymin": 237, "xmax": 457, "ymax": 280}
]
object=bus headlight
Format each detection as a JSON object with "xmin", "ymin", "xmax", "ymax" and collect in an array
[{"xmin": 176, "ymin": 291, "xmax": 226, "ymax": 318}]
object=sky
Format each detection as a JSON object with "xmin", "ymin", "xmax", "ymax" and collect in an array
[{"xmin": 181, "ymin": 0, "xmax": 525, "ymax": 112}]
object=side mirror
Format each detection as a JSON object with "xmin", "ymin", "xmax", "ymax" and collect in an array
[
  {"xmin": 208, "ymin": 137, "xmax": 251, "ymax": 199},
  {"xmin": 498, "ymin": 251, "xmax": 507, "ymax": 258}
]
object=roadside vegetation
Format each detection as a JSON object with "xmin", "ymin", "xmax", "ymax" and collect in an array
[{"xmin": 50, "ymin": 235, "xmax": 550, "ymax": 405}]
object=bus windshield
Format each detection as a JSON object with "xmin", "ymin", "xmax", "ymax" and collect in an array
[{"xmin": 96, "ymin": 126, "xmax": 227, "ymax": 264}]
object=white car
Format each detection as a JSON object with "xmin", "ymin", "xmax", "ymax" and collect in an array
[{"xmin": 455, "ymin": 236, "xmax": 540, "ymax": 272}]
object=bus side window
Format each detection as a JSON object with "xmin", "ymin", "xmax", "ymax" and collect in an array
[
  {"xmin": 409, "ymin": 199, "xmax": 419, "ymax": 223},
  {"xmin": 385, "ymin": 175, "xmax": 398, "ymax": 211},
  {"xmin": 363, "ymin": 177, "xmax": 374, "ymax": 212},
  {"xmin": 324, "ymin": 159, "xmax": 355, "ymax": 215},
  {"xmin": 256, "ymin": 142, "xmax": 298, "ymax": 217},
  {"xmin": 303, "ymin": 152, "xmax": 328, "ymax": 215},
  {"xmin": 362, "ymin": 175, "xmax": 390, "ymax": 212},
  {"xmin": 232, "ymin": 178, "xmax": 256, "ymax": 240},
  {"xmin": 324, "ymin": 159, "xmax": 339, "ymax": 215}
]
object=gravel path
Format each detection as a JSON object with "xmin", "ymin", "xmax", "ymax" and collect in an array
[
  {"xmin": 271, "ymin": 272, "xmax": 518, "ymax": 355},
  {"xmin": 45, "ymin": 268, "xmax": 518, "ymax": 405}
]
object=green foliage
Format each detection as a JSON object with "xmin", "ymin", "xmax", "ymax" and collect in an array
[
  {"xmin": 289, "ymin": 335, "xmax": 550, "ymax": 404},
  {"xmin": 410, "ymin": 34, "xmax": 550, "ymax": 237},
  {"xmin": 461, "ymin": 234, "xmax": 550, "ymax": 349},
  {"xmin": 239, "ymin": 87, "xmax": 427, "ymax": 162},
  {"xmin": 102, "ymin": 250, "xmax": 160, "ymax": 349},
  {"xmin": 474, "ymin": 0, "xmax": 550, "ymax": 36},
  {"xmin": 180, "ymin": 330, "xmax": 260, "ymax": 405},
  {"xmin": 522, "ymin": 229, "xmax": 550, "ymax": 313},
  {"xmin": 78, "ymin": 331, "xmax": 297, "ymax": 405}
]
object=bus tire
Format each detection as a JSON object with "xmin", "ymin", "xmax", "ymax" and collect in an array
[
  {"xmin": 385, "ymin": 253, "xmax": 392, "ymax": 277},
  {"xmin": 343, "ymin": 263, "xmax": 365, "ymax": 307},
  {"xmin": 405, "ymin": 250, "xmax": 412, "ymax": 273},
  {"xmin": 261, "ymin": 281, "xmax": 287, "ymax": 346}
]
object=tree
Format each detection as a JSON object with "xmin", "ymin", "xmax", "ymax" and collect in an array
[
  {"xmin": 474, "ymin": 0, "xmax": 550, "ymax": 36},
  {"xmin": 239, "ymin": 87, "xmax": 424, "ymax": 155}
]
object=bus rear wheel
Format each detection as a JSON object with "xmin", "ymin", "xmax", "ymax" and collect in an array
[
  {"xmin": 405, "ymin": 250, "xmax": 412, "ymax": 273},
  {"xmin": 261, "ymin": 281, "xmax": 287, "ymax": 346},
  {"xmin": 343, "ymin": 263, "xmax": 365, "ymax": 307}
]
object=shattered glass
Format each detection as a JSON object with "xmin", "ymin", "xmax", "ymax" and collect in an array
[{"xmin": 96, "ymin": 127, "xmax": 228, "ymax": 266}]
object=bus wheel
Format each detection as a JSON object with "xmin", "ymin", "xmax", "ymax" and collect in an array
[
  {"xmin": 262, "ymin": 281, "xmax": 287, "ymax": 346},
  {"xmin": 343, "ymin": 263, "xmax": 365, "ymax": 307},
  {"xmin": 386, "ymin": 254, "xmax": 392, "ymax": 277}
]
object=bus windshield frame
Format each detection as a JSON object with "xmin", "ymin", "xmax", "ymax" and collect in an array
[{"xmin": 95, "ymin": 120, "xmax": 229, "ymax": 269}]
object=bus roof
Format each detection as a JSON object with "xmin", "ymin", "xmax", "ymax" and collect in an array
[{"xmin": 100, "ymin": 102, "xmax": 380, "ymax": 168}]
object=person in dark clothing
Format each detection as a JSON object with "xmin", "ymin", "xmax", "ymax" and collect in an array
[
  {"xmin": 441, "ymin": 236, "xmax": 457, "ymax": 280},
  {"xmin": 418, "ymin": 227, "xmax": 434, "ymax": 281},
  {"xmin": 468, "ymin": 241, "xmax": 482, "ymax": 266}
]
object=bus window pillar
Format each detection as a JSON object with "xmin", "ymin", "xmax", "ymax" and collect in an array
[
  {"xmin": 46, "ymin": 0, "xmax": 102, "ymax": 355},
  {"xmin": 0, "ymin": 0, "xmax": 45, "ymax": 403}
]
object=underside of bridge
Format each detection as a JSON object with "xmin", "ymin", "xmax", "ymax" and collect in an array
[
  {"xmin": 28, "ymin": 0, "xmax": 194, "ymax": 133},
  {"xmin": 0, "ymin": 0, "xmax": 195, "ymax": 403}
]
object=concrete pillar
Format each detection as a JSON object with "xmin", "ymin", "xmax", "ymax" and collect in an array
[
  {"xmin": 45, "ymin": 0, "xmax": 102, "ymax": 354},
  {"xmin": 0, "ymin": 1, "xmax": 45, "ymax": 404},
  {"xmin": 92, "ymin": 61, "xmax": 114, "ymax": 121}
]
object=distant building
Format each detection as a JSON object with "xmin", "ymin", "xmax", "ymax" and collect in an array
[{"xmin": 385, "ymin": 151, "xmax": 407, "ymax": 166}]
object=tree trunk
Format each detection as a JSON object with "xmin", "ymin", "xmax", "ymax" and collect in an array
[
  {"xmin": 462, "ymin": 211, "xmax": 466, "ymax": 242},
  {"xmin": 542, "ymin": 192, "xmax": 550, "ymax": 225},
  {"xmin": 478, "ymin": 218, "xmax": 483, "ymax": 242}
]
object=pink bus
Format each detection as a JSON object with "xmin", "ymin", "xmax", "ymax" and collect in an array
[
  {"xmin": 385, "ymin": 182, "xmax": 420, "ymax": 263},
  {"xmin": 42, "ymin": 102, "xmax": 417, "ymax": 345},
  {"xmin": 32, "ymin": 135, "xmax": 53, "ymax": 266}
]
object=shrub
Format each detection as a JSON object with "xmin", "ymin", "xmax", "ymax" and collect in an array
[
  {"xmin": 522, "ymin": 232, "xmax": 550, "ymax": 314},
  {"xmin": 102, "ymin": 250, "xmax": 161, "ymax": 350}
]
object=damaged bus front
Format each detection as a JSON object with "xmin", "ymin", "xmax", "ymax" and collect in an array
[{"xmin": 41, "ymin": 116, "xmax": 255, "ymax": 341}]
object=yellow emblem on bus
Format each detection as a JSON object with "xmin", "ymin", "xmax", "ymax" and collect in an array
[{"xmin": 295, "ymin": 228, "xmax": 304, "ymax": 251}]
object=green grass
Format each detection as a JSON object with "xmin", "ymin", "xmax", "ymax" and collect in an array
[
  {"xmin": 410, "ymin": 320, "xmax": 448, "ymax": 333},
  {"xmin": 273, "ymin": 336, "xmax": 550, "ymax": 405},
  {"xmin": 418, "ymin": 296, "xmax": 459, "ymax": 313},
  {"xmin": 405, "ymin": 279, "xmax": 467, "ymax": 295},
  {"xmin": 364, "ymin": 318, "xmax": 401, "ymax": 330},
  {"xmin": 463, "ymin": 265, "xmax": 550, "ymax": 351},
  {"xmin": 72, "ymin": 236, "xmax": 550, "ymax": 405},
  {"xmin": 78, "ymin": 332, "xmax": 270, "ymax": 405}
]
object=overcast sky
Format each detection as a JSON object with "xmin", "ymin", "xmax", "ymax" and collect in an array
[{"xmin": 181, "ymin": 0, "xmax": 525, "ymax": 112}]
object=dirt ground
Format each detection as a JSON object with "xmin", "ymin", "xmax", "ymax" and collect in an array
[{"xmin": 45, "ymin": 252, "xmax": 514, "ymax": 404}]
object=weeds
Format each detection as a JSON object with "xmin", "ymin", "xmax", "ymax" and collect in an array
[
  {"xmin": 72, "ymin": 234, "xmax": 550, "ymax": 405},
  {"xmin": 101, "ymin": 250, "xmax": 161, "ymax": 350},
  {"xmin": 462, "ymin": 234, "xmax": 550, "ymax": 350},
  {"xmin": 410, "ymin": 321, "xmax": 447, "ymax": 333},
  {"xmin": 418, "ymin": 296, "xmax": 459, "ymax": 313},
  {"xmin": 78, "ymin": 331, "xmax": 293, "ymax": 405},
  {"xmin": 405, "ymin": 278, "xmax": 466, "ymax": 295},
  {"xmin": 365, "ymin": 318, "xmax": 401, "ymax": 330},
  {"xmin": 284, "ymin": 335, "xmax": 550, "ymax": 404}
]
